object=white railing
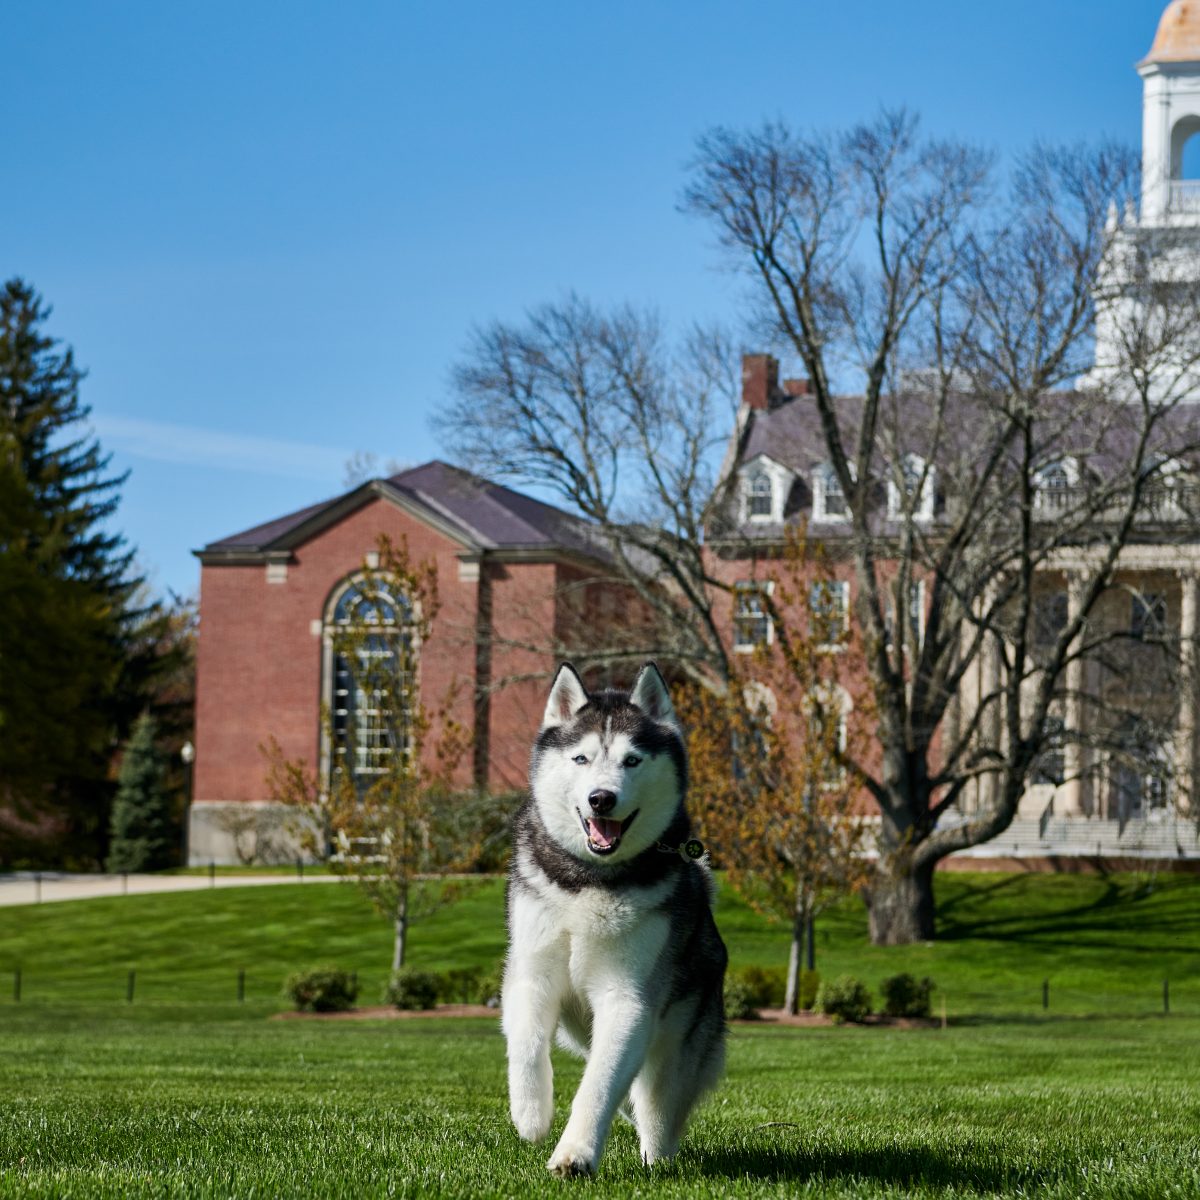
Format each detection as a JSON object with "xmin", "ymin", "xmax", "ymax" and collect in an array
[{"xmin": 1169, "ymin": 180, "xmax": 1200, "ymax": 214}]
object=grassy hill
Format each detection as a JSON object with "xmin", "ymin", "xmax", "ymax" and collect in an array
[
  {"xmin": 2, "ymin": 871, "xmax": 1200, "ymax": 1197},
  {"xmin": 1, "ymin": 869, "xmax": 1197, "ymax": 1016}
]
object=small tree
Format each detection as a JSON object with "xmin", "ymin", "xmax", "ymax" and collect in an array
[
  {"xmin": 266, "ymin": 535, "xmax": 480, "ymax": 971},
  {"xmin": 106, "ymin": 713, "xmax": 174, "ymax": 872},
  {"xmin": 684, "ymin": 532, "xmax": 872, "ymax": 1014}
]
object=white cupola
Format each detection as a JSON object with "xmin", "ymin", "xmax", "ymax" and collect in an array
[
  {"xmin": 1084, "ymin": 2, "xmax": 1200, "ymax": 393},
  {"xmin": 1139, "ymin": 0, "xmax": 1200, "ymax": 224}
]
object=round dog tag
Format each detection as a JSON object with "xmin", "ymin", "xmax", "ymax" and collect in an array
[{"xmin": 683, "ymin": 839, "xmax": 705, "ymax": 860}]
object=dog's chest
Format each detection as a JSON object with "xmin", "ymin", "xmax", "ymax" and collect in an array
[{"xmin": 548, "ymin": 881, "xmax": 667, "ymax": 941}]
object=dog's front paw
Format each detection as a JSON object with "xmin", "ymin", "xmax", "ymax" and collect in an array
[{"xmin": 547, "ymin": 1138, "xmax": 597, "ymax": 1178}]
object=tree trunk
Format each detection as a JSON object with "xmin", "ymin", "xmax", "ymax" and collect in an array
[
  {"xmin": 784, "ymin": 894, "xmax": 810, "ymax": 1015},
  {"xmin": 866, "ymin": 856, "xmax": 936, "ymax": 945},
  {"xmin": 392, "ymin": 891, "xmax": 408, "ymax": 971}
]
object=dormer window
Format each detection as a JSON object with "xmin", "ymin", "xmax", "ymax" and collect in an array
[
  {"xmin": 887, "ymin": 454, "xmax": 935, "ymax": 522},
  {"xmin": 746, "ymin": 471, "xmax": 773, "ymax": 521},
  {"xmin": 813, "ymin": 464, "xmax": 849, "ymax": 523},
  {"xmin": 1035, "ymin": 458, "xmax": 1078, "ymax": 512},
  {"xmin": 1142, "ymin": 454, "xmax": 1188, "ymax": 519}
]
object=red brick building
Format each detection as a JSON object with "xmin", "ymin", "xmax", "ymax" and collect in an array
[{"xmin": 189, "ymin": 461, "xmax": 608, "ymax": 863}]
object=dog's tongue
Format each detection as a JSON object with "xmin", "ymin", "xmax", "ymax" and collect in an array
[{"xmin": 587, "ymin": 816, "xmax": 622, "ymax": 849}]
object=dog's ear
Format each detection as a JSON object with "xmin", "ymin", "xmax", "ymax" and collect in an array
[
  {"xmin": 629, "ymin": 662, "xmax": 678, "ymax": 729},
  {"xmin": 542, "ymin": 663, "xmax": 590, "ymax": 729}
]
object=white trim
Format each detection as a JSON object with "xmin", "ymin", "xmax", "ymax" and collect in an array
[{"xmin": 738, "ymin": 455, "xmax": 794, "ymax": 524}]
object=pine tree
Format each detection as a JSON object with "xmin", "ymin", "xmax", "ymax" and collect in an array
[
  {"xmin": 107, "ymin": 713, "xmax": 174, "ymax": 872},
  {"xmin": 0, "ymin": 278, "xmax": 156, "ymax": 867}
]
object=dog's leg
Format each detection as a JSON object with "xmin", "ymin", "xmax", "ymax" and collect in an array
[
  {"xmin": 633, "ymin": 1002, "xmax": 725, "ymax": 1165},
  {"xmin": 502, "ymin": 900, "xmax": 567, "ymax": 1144},
  {"xmin": 546, "ymin": 988, "xmax": 651, "ymax": 1177},
  {"xmin": 630, "ymin": 1046, "xmax": 682, "ymax": 1165}
]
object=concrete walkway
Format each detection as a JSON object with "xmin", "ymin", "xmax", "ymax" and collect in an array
[{"xmin": 0, "ymin": 870, "xmax": 338, "ymax": 907}]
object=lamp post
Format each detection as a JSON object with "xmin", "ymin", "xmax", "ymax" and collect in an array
[{"xmin": 180, "ymin": 740, "xmax": 195, "ymax": 867}]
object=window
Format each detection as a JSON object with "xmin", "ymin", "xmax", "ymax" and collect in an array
[
  {"xmin": 887, "ymin": 454, "xmax": 935, "ymax": 522},
  {"xmin": 746, "ymin": 472, "xmax": 773, "ymax": 521},
  {"xmin": 1111, "ymin": 718, "xmax": 1172, "ymax": 823},
  {"xmin": 328, "ymin": 579, "xmax": 415, "ymax": 782},
  {"xmin": 886, "ymin": 580, "xmax": 925, "ymax": 651},
  {"xmin": 1131, "ymin": 592, "xmax": 1167, "ymax": 641},
  {"xmin": 1033, "ymin": 591, "xmax": 1069, "ymax": 650},
  {"xmin": 1035, "ymin": 462, "xmax": 1073, "ymax": 512},
  {"xmin": 1032, "ymin": 715, "xmax": 1065, "ymax": 786},
  {"xmin": 734, "ymin": 581, "xmax": 773, "ymax": 651},
  {"xmin": 808, "ymin": 684, "xmax": 850, "ymax": 787},
  {"xmin": 810, "ymin": 580, "xmax": 849, "ymax": 648},
  {"xmin": 813, "ymin": 464, "xmax": 849, "ymax": 522}
]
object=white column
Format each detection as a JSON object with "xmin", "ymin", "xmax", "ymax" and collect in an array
[
  {"xmin": 1061, "ymin": 573, "xmax": 1088, "ymax": 817},
  {"xmin": 979, "ymin": 615, "xmax": 1002, "ymax": 814},
  {"xmin": 1176, "ymin": 571, "xmax": 1198, "ymax": 816}
]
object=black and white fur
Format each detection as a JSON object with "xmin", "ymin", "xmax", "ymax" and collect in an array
[{"xmin": 502, "ymin": 662, "xmax": 727, "ymax": 1177}]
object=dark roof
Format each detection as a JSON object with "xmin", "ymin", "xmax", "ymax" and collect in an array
[
  {"xmin": 720, "ymin": 386, "xmax": 1200, "ymax": 541},
  {"xmin": 198, "ymin": 460, "xmax": 606, "ymax": 561}
]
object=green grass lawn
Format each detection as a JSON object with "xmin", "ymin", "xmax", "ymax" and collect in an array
[
  {"xmin": 0, "ymin": 870, "xmax": 1198, "ymax": 1016},
  {"xmin": 2, "ymin": 872, "xmax": 1200, "ymax": 1196},
  {"xmin": 2, "ymin": 1007, "xmax": 1199, "ymax": 1198}
]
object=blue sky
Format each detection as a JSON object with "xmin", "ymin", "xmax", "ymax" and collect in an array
[{"xmin": 4, "ymin": 1, "xmax": 1165, "ymax": 599}]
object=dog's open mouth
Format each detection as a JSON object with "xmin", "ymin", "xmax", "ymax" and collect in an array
[{"xmin": 577, "ymin": 808, "xmax": 639, "ymax": 856}]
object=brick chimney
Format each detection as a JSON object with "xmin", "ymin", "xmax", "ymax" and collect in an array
[
  {"xmin": 782, "ymin": 377, "xmax": 811, "ymax": 397},
  {"xmin": 742, "ymin": 354, "xmax": 780, "ymax": 411}
]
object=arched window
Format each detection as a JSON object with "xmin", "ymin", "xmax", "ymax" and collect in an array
[
  {"xmin": 746, "ymin": 471, "xmax": 773, "ymax": 520},
  {"xmin": 887, "ymin": 454, "xmax": 935, "ymax": 522},
  {"xmin": 1035, "ymin": 461, "xmax": 1072, "ymax": 512},
  {"xmin": 326, "ymin": 578, "xmax": 415, "ymax": 783},
  {"xmin": 813, "ymin": 463, "xmax": 848, "ymax": 522}
]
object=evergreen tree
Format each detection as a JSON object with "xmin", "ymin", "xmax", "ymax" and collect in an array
[
  {"xmin": 0, "ymin": 278, "xmax": 157, "ymax": 867},
  {"xmin": 107, "ymin": 713, "xmax": 173, "ymax": 872}
]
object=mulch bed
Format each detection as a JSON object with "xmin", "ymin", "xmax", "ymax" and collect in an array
[
  {"xmin": 273, "ymin": 1004, "xmax": 938, "ymax": 1028},
  {"xmin": 740, "ymin": 1008, "xmax": 941, "ymax": 1029}
]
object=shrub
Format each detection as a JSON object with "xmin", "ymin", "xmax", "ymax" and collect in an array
[
  {"xmin": 735, "ymin": 965, "xmax": 785, "ymax": 1008},
  {"xmin": 815, "ymin": 975, "xmax": 872, "ymax": 1024},
  {"xmin": 723, "ymin": 973, "xmax": 758, "ymax": 1020},
  {"xmin": 442, "ymin": 966, "xmax": 483, "ymax": 1004},
  {"xmin": 385, "ymin": 968, "xmax": 441, "ymax": 1011},
  {"xmin": 476, "ymin": 962, "xmax": 505, "ymax": 1007},
  {"xmin": 283, "ymin": 965, "xmax": 358, "ymax": 1013},
  {"xmin": 880, "ymin": 973, "xmax": 934, "ymax": 1018}
]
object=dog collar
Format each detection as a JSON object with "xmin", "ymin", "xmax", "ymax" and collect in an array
[{"xmin": 656, "ymin": 838, "xmax": 706, "ymax": 861}]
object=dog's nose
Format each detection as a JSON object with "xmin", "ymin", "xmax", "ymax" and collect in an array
[{"xmin": 588, "ymin": 789, "xmax": 617, "ymax": 814}]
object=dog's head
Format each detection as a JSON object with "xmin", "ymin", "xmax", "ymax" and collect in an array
[{"xmin": 531, "ymin": 662, "xmax": 686, "ymax": 863}]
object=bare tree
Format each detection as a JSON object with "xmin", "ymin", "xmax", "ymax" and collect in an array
[
  {"xmin": 437, "ymin": 295, "xmax": 743, "ymax": 688},
  {"xmin": 685, "ymin": 112, "xmax": 1200, "ymax": 942}
]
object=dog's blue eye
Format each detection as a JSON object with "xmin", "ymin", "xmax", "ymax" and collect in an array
[
  {"xmin": 572, "ymin": 754, "xmax": 588, "ymax": 765},
  {"xmin": 623, "ymin": 755, "xmax": 642, "ymax": 768}
]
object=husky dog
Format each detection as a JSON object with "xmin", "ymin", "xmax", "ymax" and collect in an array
[{"xmin": 502, "ymin": 662, "xmax": 727, "ymax": 1178}]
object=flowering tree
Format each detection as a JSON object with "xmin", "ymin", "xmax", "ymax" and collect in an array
[
  {"xmin": 683, "ymin": 532, "xmax": 871, "ymax": 1014},
  {"xmin": 266, "ymin": 535, "xmax": 479, "ymax": 971}
]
